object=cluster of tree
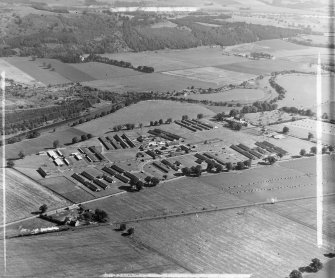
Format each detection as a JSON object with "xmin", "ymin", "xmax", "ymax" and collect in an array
[
  {"xmin": 280, "ymin": 106, "xmax": 314, "ymax": 116},
  {"xmin": 182, "ymin": 165, "xmax": 202, "ymax": 177},
  {"xmin": 72, "ymin": 134, "xmax": 92, "ymax": 144},
  {"xmin": 301, "ymin": 146, "xmax": 331, "ymax": 156},
  {"xmin": 81, "ymin": 208, "xmax": 109, "ymax": 223},
  {"xmin": 228, "ymin": 121, "xmax": 243, "ymax": 131},
  {"xmin": 289, "ymin": 258, "xmax": 323, "ymax": 277},
  {"xmin": 3, "ymin": 99, "xmax": 91, "ymax": 136},
  {"xmin": 249, "ymin": 52, "xmax": 273, "ymax": 59},
  {"xmin": 240, "ymin": 101, "xmax": 278, "ymax": 115},
  {"xmin": 144, "ymin": 176, "xmax": 160, "ymax": 187},
  {"xmin": 269, "ymin": 76, "xmax": 286, "ymax": 99}
]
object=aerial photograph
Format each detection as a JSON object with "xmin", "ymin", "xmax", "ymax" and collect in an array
[{"xmin": 0, "ymin": 0, "xmax": 334, "ymax": 277}]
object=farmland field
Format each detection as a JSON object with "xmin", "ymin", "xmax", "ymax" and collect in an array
[
  {"xmin": 85, "ymin": 178, "xmax": 248, "ymax": 223},
  {"xmin": 219, "ymin": 59, "xmax": 311, "ymax": 75},
  {"xmin": 2, "ymin": 225, "xmax": 188, "ymax": 277},
  {"xmin": 102, "ymin": 47, "xmax": 246, "ymax": 70},
  {"xmin": 38, "ymin": 176, "xmax": 94, "ymax": 203},
  {"xmin": 182, "ymin": 88, "xmax": 268, "ymax": 103},
  {"xmin": 276, "ymin": 73, "xmax": 335, "ymax": 110},
  {"xmin": 3, "ymin": 57, "xmax": 71, "ymax": 85},
  {"xmin": 269, "ymin": 119, "xmax": 335, "ymax": 145},
  {"xmin": 131, "ymin": 207, "xmax": 332, "ymax": 277},
  {"xmin": 2, "ymin": 127, "xmax": 87, "ymax": 160},
  {"xmin": 0, "ymin": 169, "xmax": 71, "ymax": 223},
  {"xmin": 0, "ymin": 58, "xmax": 43, "ymax": 86},
  {"xmin": 70, "ymin": 62, "xmax": 144, "ymax": 79},
  {"xmin": 75, "ymin": 100, "xmax": 215, "ymax": 136},
  {"xmin": 163, "ymin": 67, "xmax": 257, "ymax": 86},
  {"xmin": 82, "ymin": 72, "xmax": 216, "ymax": 92}
]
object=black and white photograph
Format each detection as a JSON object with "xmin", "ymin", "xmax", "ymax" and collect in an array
[{"xmin": 0, "ymin": 0, "xmax": 334, "ymax": 277}]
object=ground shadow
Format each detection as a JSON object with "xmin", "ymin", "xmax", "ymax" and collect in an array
[{"xmin": 324, "ymin": 253, "xmax": 335, "ymax": 258}]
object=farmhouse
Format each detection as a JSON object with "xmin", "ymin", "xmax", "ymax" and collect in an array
[{"xmin": 54, "ymin": 158, "xmax": 64, "ymax": 166}]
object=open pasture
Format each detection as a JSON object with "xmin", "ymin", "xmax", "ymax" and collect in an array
[
  {"xmin": 276, "ymin": 73, "xmax": 334, "ymax": 110},
  {"xmin": 163, "ymin": 67, "xmax": 257, "ymax": 86},
  {"xmin": 76, "ymin": 100, "xmax": 215, "ymax": 136},
  {"xmin": 70, "ymin": 62, "xmax": 144, "ymax": 79},
  {"xmin": 82, "ymin": 71, "xmax": 216, "ymax": 92},
  {"xmin": 2, "ymin": 225, "xmax": 188, "ymax": 277},
  {"xmin": 131, "ymin": 207, "xmax": 332, "ymax": 277},
  {"xmin": 183, "ymin": 88, "xmax": 267, "ymax": 103},
  {"xmin": 269, "ymin": 119, "xmax": 335, "ymax": 145},
  {"xmin": 244, "ymin": 110, "xmax": 296, "ymax": 126},
  {"xmin": 0, "ymin": 169, "xmax": 71, "ymax": 224},
  {"xmin": 38, "ymin": 176, "xmax": 94, "ymax": 203},
  {"xmin": 219, "ymin": 59, "xmax": 309, "ymax": 75},
  {"xmin": 224, "ymin": 39, "xmax": 307, "ymax": 54},
  {"xmin": 103, "ymin": 47, "xmax": 246, "ymax": 71},
  {"xmin": 2, "ymin": 127, "xmax": 87, "ymax": 160},
  {"xmin": 199, "ymin": 158, "xmax": 335, "ymax": 203},
  {"xmin": 85, "ymin": 178, "xmax": 248, "ymax": 223},
  {"xmin": 0, "ymin": 58, "xmax": 42, "ymax": 86},
  {"xmin": 3, "ymin": 57, "xmax": 71, "ymax": 85},
  {"xmin": 264, "ymin": 195, "xmax": 335, "ymax": 238}
]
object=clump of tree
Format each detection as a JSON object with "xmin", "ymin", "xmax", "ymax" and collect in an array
[
  {"xmin": 39, "ymin": 204, "xmax": 48, "ymax": 214},
  {"xmin": 289, "ymin": 270, "xmax": 302, "ymax": 278},
  {"xmin": 182, "ymin": 165, "xmax": 202, "ymax": 177},
  {"xmin": 283, "ymin": 126, "xmax": 289, "ymax": 134},
  {"xmin": 18, "ymin": 150, "xmax": 25, "ymax": 159},
  {"xmin": 7, "ymin": 160, "xmax": 15, "ymax": 168},
  {"xmin": 265, "ymin": 156, "xmax": 277, "ymax": 165},
  {"xmin": 310, "ymin": 146, "xmax": 317, "ymax": 154},
  {"xmin": 308, "ymin": 132, "xmax": 314, "ymax": 140},
  {"xmin": 144, "ymin": 176, "xmax": 160, "ymax": 187},
  {"xmin": 300, "ymin": 149, "xmax": 306, "ymax": 156}
]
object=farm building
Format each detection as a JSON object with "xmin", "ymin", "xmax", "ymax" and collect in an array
[
  {"xmin": 114, "ymin": 174, "xmax": 129, "ymax": 183},
  {"xmin": 102, "ymin": 166, "xmax": 116, "ymax": 176},
  {"xmin": 94, "ymin": 179, "xmax": 109, "ymax": 190},
  {"xmin": 63, "ymin": 158, "xmax": 70, "ymax": 165},
  {"xmin": 54, "ymin": 158, "xmax": 64, "ymax": 166},
  {"xmin": 56, "ymin": 149, "xmax": 63, "ymax": 157},
  {"xmin": 124, "ymin": 171, "xmax": 139, "ymax": 182},
  {"xmin": 81, "ymin": 171, "xmax": 95, "ymax": 181},
  {"xmin": 37, "ymin": 167, "xmax": 49, "ymax": 178},
  {"xmin": 111, "ymin": 164, "xmax": 125, "ymax": 173},
  {"xmin": 74, "ymin": 154, "xmax": 83, "ymax": 160}
]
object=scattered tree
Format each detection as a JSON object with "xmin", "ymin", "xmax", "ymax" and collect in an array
[
  {"xmin": 151, "ymin": 177, "xmax": 160, "ymax": 186},
  {"xmin": 87, "ymin": 133, "xmax": 93, "ymax": 139},
  {"xmin": 182, "ymin": 115, "xmax": 188, "ymax": 120},
  {"xmin": 310, "ymin": 146, "xmax": 317, "ymax": 154},
  {"xmin": 158, "ymin": 119, "xmax": 164, "ymax": 125},
  {"xmin": 216, "ymin": 164, "xmax": 223, "ymax": 172},
  {"xmin": 283, "ymin": 126, "xmax": 289, "ymax": 134},
  {"xmin": 329, "ymin": 145, "xmax": 334, "ymax": 152},
  {"xmin": 267, "ymin": 156, "xmax": 277, "ymax": 165},
  {"xmin": 7, "ymin": 160, "xmax": 15, "ymax": 168},
  {"xmin": 39, "ymin": 204, "xmax": 48, "ymax": 214},
  {"xmin": 53, "ymin": 140, "xmax": 60, "ymax": 149},
  {"xmin": 322, "ymin": 146, "xmax": 328, "ymax": 154},
  {"xmin": 197, "ymin": 113, "xmax": 204, "ymax": 119},
  {"xmin": 18, "ymin": 150, "xmax": 25, "ymax": 159},
  {"xmin": 226, "ymin": 162, "xmax": 232, "ymax": 171},
  {"xmin": 144, "ymin": 176, "xmax": 152, "ymax": 185},
  {"xmin": 309, "ymin": 258, "xmax": 323, "ymax": 272},
  {"xmin": 236, "ymin": 161, "xmax": 245, "ymax": 170},
  {"xmin": 72, "ymin": 137, "xmax": 79, "ymax": 144},
  {"xmin": 289, "ymin": 270, "xmax": 302, "ymax": 278},
  {"xmin": 300, "ymin": 149, "xmax": 306, "ymax": 156},
  {"xmin": 119, "ymin": 223, "xmax": 126, "ymax": 231},
  {"xmin": 81, "ymin": 134, "xmax": 87, "ymax": 141},
  {"xmin": 94, "ymin": 209, "xmax": 108, "ymax": 223},
  {"xmin": 308, "ymin": 132, "xmax": 314, "ymax": 140}
]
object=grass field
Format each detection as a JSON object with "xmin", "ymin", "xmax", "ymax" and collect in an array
[
  {"xmin": 85, "ymin": 178, "xmax": 248, "ymax": 223},
  {"xmin": 75, "ymin": 100, "xmax": 215, "ymax": 136},
  {"xmin": 0, "ymin": 169, "xmax": 71, "ymax": 223},
  {"xmin": 276, "ymin": 73, "xmax": 334, "ymax": 110},
  {"xmin": 70, "ymin": 62, "xmax": 144, "ymax": 79},
  {"xmin": 2, "ymin": 225, "xmax": 189, "ymax": 277},
  {"xmin": 0, "ymin": 58, "xmax": 43, "ymax": 86},
  {"xmin": 3, "ymin": 57, "xmax": 71, "ymax": 85},
  {"xmin": 183, "ymin": 88, "xmax": 267, "ymax": 103},
  {"xmin": 2, "ymin": 127, "xmax": 87, "ymax": 160},
  {"xmin": 82, "ymin": 72, "xmax": 216, "ymax": 92},
  {"xmin": 269, "ymin": 119, "xmax": 335, "ymax": 145},
  {"xmin": 199, "ymin": 156, "xmax": 335, "ymax": 203},
  {"xmin": 219, "ymin": 59, "xmax": 310, "ymax": 75},
  {"xmin": 163, "ymin": 67, "xmax": 257, "ymax": 86},
  {"xmin": 131, "ymin": 207, "xmax": 332, "ymax": 277}
]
